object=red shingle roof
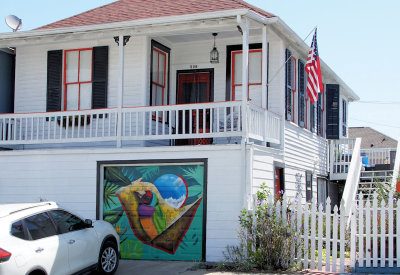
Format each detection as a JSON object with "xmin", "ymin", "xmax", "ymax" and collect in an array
[{"xmin": 38, "ymin": 0, "xmax": 275, "ymax": 30}]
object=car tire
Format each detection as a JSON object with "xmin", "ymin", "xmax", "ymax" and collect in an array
[{"xmin": 98, "ymin": 240, "xmax": 119, "ymax": 274}]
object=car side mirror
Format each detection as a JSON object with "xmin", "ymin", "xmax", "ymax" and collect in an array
[{"xmin": 84, "ymin": 219, "xmax": 93, "ymax": 228}]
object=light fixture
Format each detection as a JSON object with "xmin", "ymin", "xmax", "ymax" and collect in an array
[{"xmin": 210, "ymin": 33, "xmax": 219, "ymax": 64}]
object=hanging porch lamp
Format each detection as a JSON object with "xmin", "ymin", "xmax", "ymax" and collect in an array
[{"xmin": 210, "ymin": 33, "xmax": 219, "ymax": 64}]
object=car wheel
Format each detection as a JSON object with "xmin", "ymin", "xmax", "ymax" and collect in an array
[{"xmin": 98, "ymin": 241, "xmax": 119, "ymax": 274}]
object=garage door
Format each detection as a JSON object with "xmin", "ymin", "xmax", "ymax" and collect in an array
[{"xmin": 100, "ymin": 160, "xmax": 205, "ymax": 261}]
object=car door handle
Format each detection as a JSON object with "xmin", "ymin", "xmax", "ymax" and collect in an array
[
  {"xmin": 35, "ymin": 247, "xmax": 44, "ymax": 253},
  {"xmin": 68, "ymin": 239, "xmax": 75, "ymax": 244}
]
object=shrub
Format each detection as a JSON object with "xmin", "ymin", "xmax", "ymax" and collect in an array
[{"xmin": 223, "ymin": 183, "xmax": 301, "ymax": 271}]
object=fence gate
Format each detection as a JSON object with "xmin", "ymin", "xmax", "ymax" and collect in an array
[{"xmin": 350, "ymin": 193, "xmax": 400, "ymax": 273}]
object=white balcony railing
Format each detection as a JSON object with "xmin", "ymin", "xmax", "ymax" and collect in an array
[{"xmin": 0, "ymin": 101, "xmax": 282, "ymax": 147}]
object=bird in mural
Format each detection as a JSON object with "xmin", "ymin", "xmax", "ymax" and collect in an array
[{"xmin": 135, "ymin": 190, "xmax": 166, "ymax": 240}]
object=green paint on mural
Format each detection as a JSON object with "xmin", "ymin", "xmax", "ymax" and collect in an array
[{"xmin": 103, "ymin": 163, "xmax": 204, "ymax": 261}]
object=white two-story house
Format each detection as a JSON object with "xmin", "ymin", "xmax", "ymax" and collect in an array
[{"xmin": 0, "ymin": 0, "xmax": 359, "ymax": 262}]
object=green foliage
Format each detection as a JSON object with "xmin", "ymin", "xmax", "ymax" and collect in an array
[
  {"xmin": 181, "ymin": 166, "xmax": 203, "ymax": 186},
  {"xmin": 103, "ymin": 181, "xmax": 120, "ymax": 209},
  {"xmin": 121, "ymin": 240, "xmax": 144, "ymax": 259},
  {"xmin": 103, "ymin": 207, "xmax": 124, "ymax": 224},
  {"xmin": 221, "ymin": 183, "xmax": 301, "ymax": 271},
  {"xmin": 137, "ymin": 166, "xmax": 160, "ymax": 182},
  {"xmin": 105, "ymin": 167, "xmax": 131, "ymax": 186}
]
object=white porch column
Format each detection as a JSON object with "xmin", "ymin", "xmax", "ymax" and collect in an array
[
  {"xmin": 117, "ymin": 35, "xmax": 124, "ymax": 148},
  {"xmin": 262, "ymin": 25, "xmax": 268, "ymax": 109},
  {"xmin": 238, "ymin": 16, "xmax": 250, "ymax": 144}
]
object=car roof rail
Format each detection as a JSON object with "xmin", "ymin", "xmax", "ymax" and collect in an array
[{"xmin": 8, "ymin": 202, "xmax": 56, "ymax": 216}]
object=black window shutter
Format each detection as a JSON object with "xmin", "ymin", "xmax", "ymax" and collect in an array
[
  {"xmin": 46, "ymin": 50, "xmax": 63, "ymax": 112},
  {"xmin": 326, "ymin": 84, "xmax": 340, "ymax": 139},
  {"xmin": 92, "ymin": 46, "xmax": 108, "ymax": 109},
  {"xmin": 317, "ymin": 92, "xmax": 323, "ymax": 136},
  {"xmin": 298, "ymin": 60, "xmax": 305, "ymax": 127},
  {"xmin": 285, "ymin": 49, "xmax": 292, "ymax": 121}
]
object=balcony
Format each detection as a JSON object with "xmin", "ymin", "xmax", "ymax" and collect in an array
[{"xmin": 0, "ymin": 101, "xmax": 281, "ymax": 149}]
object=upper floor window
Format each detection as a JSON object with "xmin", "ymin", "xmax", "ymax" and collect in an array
[
  {"xmin": 64, "ymin": 48, "xmax": 93, "ymax": 111},
  {"xmin": 232, "ymin": 49, "xmax": 262, "ymax": 103},
  {"xmin": 342, "ymin": 99, "xmax": 347, "ymax": 137},
  {"xmin": 285, "ymin": 49, "xmax": 296, "ymax": 121},
  {"xmin": 151, "ymin": 46, "xmax": 168, "ymax": 106},
  {"xmin": 46, "ymin": 47, "xmax": 108, "ymax": 112},
  {"xmin": 298, "ymin": 60, "xmax": 306, "ymax": 127}
]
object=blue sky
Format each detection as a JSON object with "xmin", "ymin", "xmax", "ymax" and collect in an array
[{"xmin": 1, "ymin": 0, "xmax": 399, "ymax": 140}]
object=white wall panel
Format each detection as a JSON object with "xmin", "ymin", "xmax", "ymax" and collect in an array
[{"xmin": 0, "ymin": 145, "xmax": 242, "ymax": 262}]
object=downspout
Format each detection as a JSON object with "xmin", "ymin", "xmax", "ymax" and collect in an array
[{"xmin": 237, "ymin": 15, "xmax": 250, "ymax": 209}]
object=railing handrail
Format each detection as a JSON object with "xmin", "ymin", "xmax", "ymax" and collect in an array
[{"xmin": 0, "ymin": 101, "xmax": 282, "ymax": 146}]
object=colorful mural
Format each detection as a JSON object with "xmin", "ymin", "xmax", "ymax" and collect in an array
[{"xmin": 102, "ymin": 162, "xmax": 204, "ymax": 260}]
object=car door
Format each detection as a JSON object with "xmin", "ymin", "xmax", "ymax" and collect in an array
[
  {"xmin": 23, "ymin": 212, "xmax": 70, "ymax": 275},
  {"xmin": 49, "ymin": 210, "xmax": 99, "ymax": 273}
]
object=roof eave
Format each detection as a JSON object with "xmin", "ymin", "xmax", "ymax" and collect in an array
[{"xmin": 0, "ymin": 9, "xmax": 275, "ymax": 41}]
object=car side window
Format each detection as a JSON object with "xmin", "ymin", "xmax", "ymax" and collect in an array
[
  {"xmin": 24, "ymin": 212, "xmax": 57, "ymax": 240},
  {"xmin": 11, "ymin": 220, "xmax": 27, "ymax": 240},
  {"xmin": 49, "ymin": 210, "xmax": 85, "ymax": 234}
]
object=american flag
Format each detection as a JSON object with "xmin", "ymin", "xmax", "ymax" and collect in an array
[{"xmin": 305, "ymin": 29, "xmax": 323, "ymax": 104}]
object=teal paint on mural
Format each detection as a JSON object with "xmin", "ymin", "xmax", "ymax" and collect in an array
[{"xmin": 103, "ymin": 163, "xmax": 204, "ymax": 261}]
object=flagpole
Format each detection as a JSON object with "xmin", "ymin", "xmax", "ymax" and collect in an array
[{"xmin": 267, "ymin": 26, "xmax": 317, "ymax": 86}]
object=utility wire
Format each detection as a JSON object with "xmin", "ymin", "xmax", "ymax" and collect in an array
[
  {"xmin": 356, "ymin": 100, "xmax": 400, "ymax": 105},
  {"xmin": 351, "ymin": 118, "xmax": 400, "ymax": 129}
]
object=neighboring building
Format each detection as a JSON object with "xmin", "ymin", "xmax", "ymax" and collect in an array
[
  {"xmin": 0, "ymin": 0, "xmax": 359, "ymax": 262},
  {"xmin": 349, "ymin": 127, "xmax": 397, "ymax": 169}
]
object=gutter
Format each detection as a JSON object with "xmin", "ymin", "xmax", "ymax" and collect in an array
[{"xmin": 0, "ymin": 9, "xmax": 276, "ymax": 41}]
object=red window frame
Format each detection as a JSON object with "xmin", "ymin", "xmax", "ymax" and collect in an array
[
  {"xmin": 151, "ymin": 47, "xmax": 167, "ymax": 106},
  {"xmin": 231, "ymin": 49, "xmax": 262, "ymax": 101},
  {"xmin": 63, "ymin": 48, "xmax": 93, "ymax": 111}
]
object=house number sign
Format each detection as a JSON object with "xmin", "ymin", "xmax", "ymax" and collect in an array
[{"xmin": 189, "ymin": 65, "xmax": 198, "ymax": 69}]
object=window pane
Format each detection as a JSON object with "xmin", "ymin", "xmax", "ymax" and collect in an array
[
  {"xmin": 11, "ymin": 220, "xmax": 26, "ymax": 240},
  {"xmin": 66, "ymin": 84, "xmax": 79, "ymax": 110},
  {"xmin": 79, "ymin": 50, "xmax": 92, "ymax": 82},
  {"xmin": 80, "ymin": 83, "xmax": 92, "ymax": 110},
  {"xmin": 24, "ymin": 212, "xmax": 57, "ymax": 240},
  {"xmin": 234, "ymin": 52, "xmax": 242, "ymax": 85},
  {"xmin": 158, "ymin": 53, "xmax": 165, "ymax": 86},
  {"xmin": 151, "ymin": 84, "xmax": 156, "ymax": 106},
  {"xmin": 152, "ymin": 50, "xmax": 158, "ymax": 83},
  {"xmin": 249, "ymin": 51, "xmax": 261, "ymax": 84},
  {"xmin": 156, "ymin": 86, "xmax": 163, "ymax": 105},
  {"xmin": 49, "ymin": 210, "xmax": 84, "ymax": 234},
  {"xmin": 66, "ymin": 51, "xmax": 79, "ymax": 83}
]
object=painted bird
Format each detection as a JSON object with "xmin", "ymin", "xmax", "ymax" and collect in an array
[{"xmin": 135, "ymin": 190, "xmax": 166, "ymax": 240}]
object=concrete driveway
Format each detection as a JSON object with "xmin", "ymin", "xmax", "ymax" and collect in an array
[{"xmin": 113, "ymin": 260, "xmax": 352, "ymax": 275}]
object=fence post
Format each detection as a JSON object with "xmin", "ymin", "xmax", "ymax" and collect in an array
[
  {"xmin": 372, "ymin": 193, "xmax": 378, "ymax": 267},
  {"xmin": 339, "ymin": 200, "xmax": 346, "ymax": 273},
  {"xmin": 332, "ymin": 205, "xmax": 338, "ymax": 272},
  {"xmin": 317, "ymin": 203, "xmax": 323, "ymax": 271},
  {"xmin": 388, "ymin": 192, "xmax": 394, "ymax": 267},
  {"xmin": 303, "ymin": 202, "xmax": 309, "ymax": 270},
  {"xmin": 325, "ymin": 198, "xmax": 331, "ymax": 272},
  {"xmin": 310, "ymin": 196, "xmax": 317, "ymax": 270}
]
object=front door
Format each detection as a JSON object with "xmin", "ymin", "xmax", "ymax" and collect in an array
[{"xmin": 176, "ymin": 70, "xmax": 213, "ymax": 145}]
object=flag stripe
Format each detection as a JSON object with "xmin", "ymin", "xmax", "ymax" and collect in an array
[{"xmin": 305, "ymin": 29, "xmax": 323, "ymax": 104}]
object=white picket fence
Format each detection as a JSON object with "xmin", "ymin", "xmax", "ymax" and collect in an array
[
  {"xmin": 351, "ymin": 192, "xmax": 399, "ymax": 269},
  {"xmin": 251, "ymin": 192, "xmax": 399, "ymax": 272}
]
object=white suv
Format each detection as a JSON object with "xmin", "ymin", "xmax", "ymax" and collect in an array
[{"xmin": 0, "ymin": 202, "xmax": 120, "ymax": 275}]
